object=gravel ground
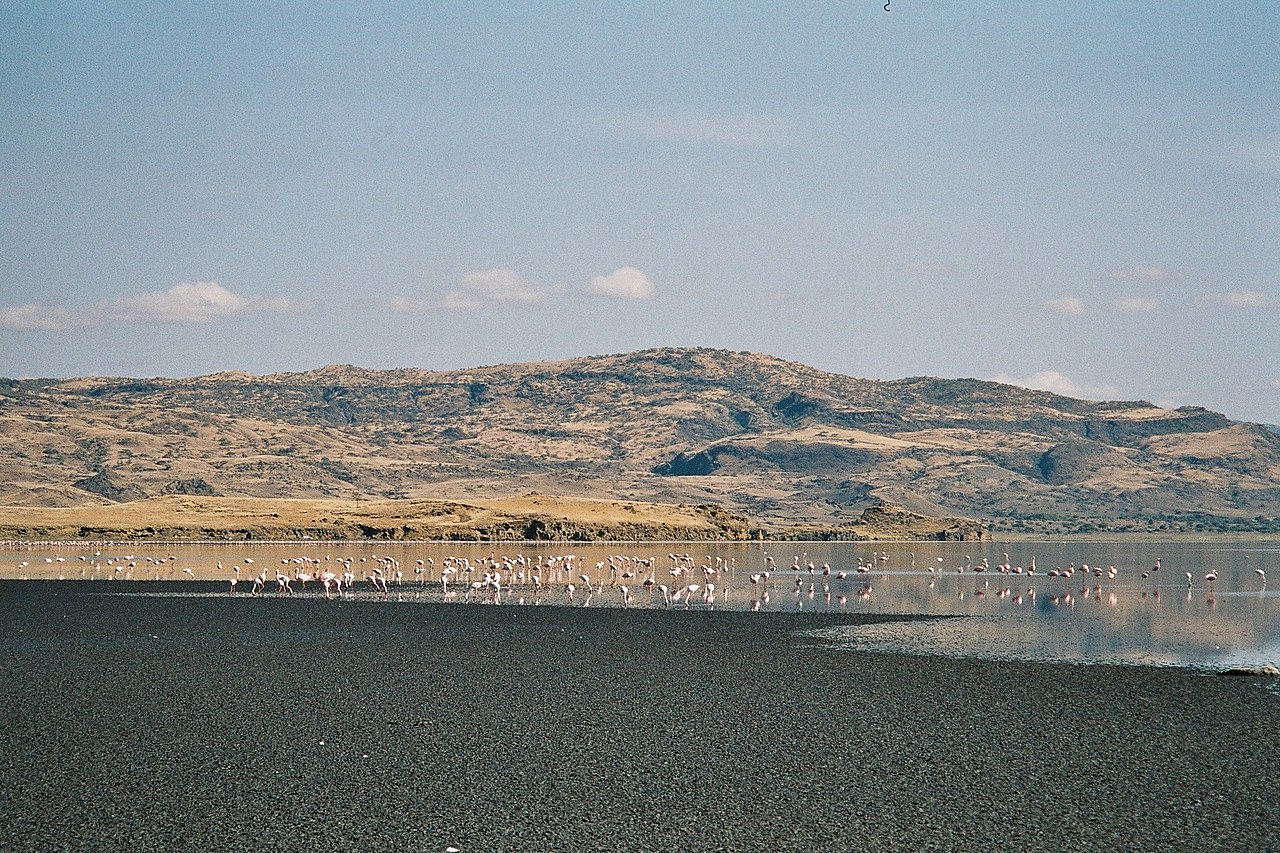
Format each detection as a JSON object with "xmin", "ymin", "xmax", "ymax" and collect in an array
[{"xmin": 1, "ymin": 580, "xmax": 1277, "ymax": 852}]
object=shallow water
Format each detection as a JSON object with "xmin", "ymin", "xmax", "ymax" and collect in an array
[{"xmin": 4, "ymin": 538, "xmax": 1277, "ymax": 671}]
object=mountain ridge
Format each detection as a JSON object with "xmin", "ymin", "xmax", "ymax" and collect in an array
[{"xmin": 2, "ymin": 347, "xmax": 1277, "ymax": 534}]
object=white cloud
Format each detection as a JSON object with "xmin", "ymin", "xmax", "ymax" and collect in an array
[
  {"xmin": 1210, "ymin": 290, "xmax": 1273, "ymax": 309},
  {"xmin": 384, "ymin": 295, "xmax": 438, "ymax": 315},
  {"xmin": 1044, "ymin": 296, "xmax": 1085, "ymax": 316},
  {"xmin": 453, "ymin": 269, "xmax": 562, "ymax": 305},
  {"xmin": 0, "ymin": 303, "xmax": 79, "ymax": 331},
  {"xmin": 991, "ymin": 370, "xmax": 1121, "ymax": 401},
  {"xmin": 442, "ymin": 291, "xmax": 484, "ymax": 311},
  {"xmin": 1113, "ymin": 296, "xmax": 1160, "ymax": 314},
  {"xmin": 1110, "ymin": 265, "xmax": 1170, "ymax": 282},
  {"xmin": 105, "ymin": 281, "xmax": 288, "ymax": 323},
  {"xmin": 0, "ymin": 282, "xmax": 291, "ymax": 331},
  {"xmin": 585, "ymin": 267, "xmax": 656, "ymax": 300},
  {"xmin": 392, "ymin": 267, "xmax": 651, "ymax": 314}
]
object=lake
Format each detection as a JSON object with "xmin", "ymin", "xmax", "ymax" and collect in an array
[{"xmin": 4, "ymin": 538, "xmax": 1277, "ymax": 672}]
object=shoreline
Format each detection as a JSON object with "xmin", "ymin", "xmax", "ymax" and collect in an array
[
  {"xmin": 5, "ymin": 531, "xmax": 1280, "ymax": 549},
  {"xmin": 3, "ymin": 581, "xmax": 1278, "ymax": 852},
  {"xmin": 24, "ymin": 579, "xmax": 1280, "ymax": 678}
]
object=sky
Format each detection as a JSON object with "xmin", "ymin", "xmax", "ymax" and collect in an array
[{"xmin": 2, "ymin": 2, "xmax": 1278, "ymax": 423}]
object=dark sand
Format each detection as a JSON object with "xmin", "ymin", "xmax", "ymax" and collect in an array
[{"xmin": 1, "ymin": 581, "xmax": 1277, "ymax": 852}]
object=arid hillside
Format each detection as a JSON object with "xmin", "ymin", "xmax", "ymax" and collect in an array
[{"xmin": 2, "ymin": 347, "xmax": 1278, "ymax": 534}]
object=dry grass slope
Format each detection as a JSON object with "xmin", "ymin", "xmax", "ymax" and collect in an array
[{"xmin": 0, "ymin": 494, "xmax": 987, "ymax": 542}]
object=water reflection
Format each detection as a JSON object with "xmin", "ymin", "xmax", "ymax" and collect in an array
[{"xmin": 3, "ymin": 539, "xmax": 1277, "ymax": 670}]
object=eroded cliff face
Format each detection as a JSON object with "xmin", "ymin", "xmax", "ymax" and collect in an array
[{"xmin": 2, "ymin": 347, "xmax": 1277, "ymax": 534}]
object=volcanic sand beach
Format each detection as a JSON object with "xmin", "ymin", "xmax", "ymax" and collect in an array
[{"xmin": 2, "ymin": 581, "xmax": 1278, "ymax": 852}]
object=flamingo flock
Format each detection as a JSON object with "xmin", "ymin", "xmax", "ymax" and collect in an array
[
  {"xmin": 202, "ymin": 547, "xmax": 1268, "ymax": 613},
  {"xmin": 3, "ymin": 545, "xmax": 1271, "ymax": 614}
]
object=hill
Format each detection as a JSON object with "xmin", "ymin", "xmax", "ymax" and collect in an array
[{"xmin": 2, "ymin": 347, "xmax": 1278, "ymax": 534}]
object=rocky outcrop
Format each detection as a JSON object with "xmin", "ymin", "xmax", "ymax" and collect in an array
[
  {"xmin": 160, "ymin": 478, "xmax": 219, "ymax": 496},
  {"xmin": 72, "ymin": 471, "xmax": 146, "ymax": 503}
]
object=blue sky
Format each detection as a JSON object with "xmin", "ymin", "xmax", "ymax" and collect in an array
[{"xmin": 3, "ymin": 2, "xmax": 1278, "ymax": 422}]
